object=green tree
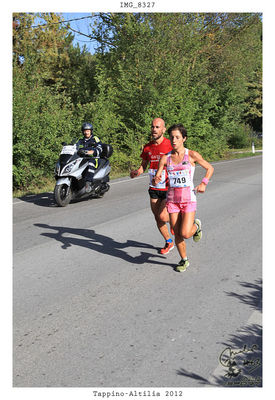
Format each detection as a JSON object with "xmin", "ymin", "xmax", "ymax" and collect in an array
[
  {"xmin": 243, "ymin": 69, "xmax": 262, "ymax": 132},
  {"xmin": 12, "ymin": 12, "xmax": 262, "ymax": 191},
  {"xmin": 13, "ymin": 66, "xmax": 77, "ymax": 190},
  {"xmin": 13, "ymin": 13, "xmax": 81, "ymax": 189}
]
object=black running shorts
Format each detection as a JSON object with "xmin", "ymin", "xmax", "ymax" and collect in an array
[{"xmin": 148, "ymin": 188, "xmax": 167, "ymax": 200}]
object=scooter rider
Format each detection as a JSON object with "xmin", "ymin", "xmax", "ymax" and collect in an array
[{"xmin": 77, "ymin": 122, "xmax": 103, "ymax": 193}]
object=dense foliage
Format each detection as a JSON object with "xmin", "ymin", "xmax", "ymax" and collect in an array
[{"xmin": 13, "ymin": 12, "xmax": 262, "ymax": 190}]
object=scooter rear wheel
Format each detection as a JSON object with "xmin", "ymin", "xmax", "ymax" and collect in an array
[
  {"xmin": 97, "ymin": 183, "xmax": 110, "ymax": 198},
  {"xmin": 54, "ymin": 184, "xmax": 72, "ymax": 207}
]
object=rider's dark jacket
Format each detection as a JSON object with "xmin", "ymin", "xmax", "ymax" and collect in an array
[{"xmin": 77, "ymin": 135, "xmax": 103, "ymax": 158}]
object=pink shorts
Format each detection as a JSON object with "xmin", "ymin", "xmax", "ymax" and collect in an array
[{"xmin": 166, "ymin": 201, "xmax": 197, "ymax": 214}]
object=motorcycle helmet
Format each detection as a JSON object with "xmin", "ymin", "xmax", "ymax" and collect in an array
[{"xmin": 81, "ymin": 122, "xmax": 93, "ymax": 134}]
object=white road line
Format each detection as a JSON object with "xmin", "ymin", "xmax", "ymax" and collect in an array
[
  {"xmin": 13, "ymin": 199, "xmax": 27, "ymax": 205},
  {"xmin": 110, "ymin": 174, "xmax": 148, "ymax": 185}
]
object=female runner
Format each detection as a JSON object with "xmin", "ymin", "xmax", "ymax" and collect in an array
[{"xmin": 152, "ymin": 124, "xmax": 214, "ymax": 272}]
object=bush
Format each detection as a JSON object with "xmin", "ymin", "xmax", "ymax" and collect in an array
[
  {"xmin": 227, "ymin": 124, "xmax": 252, "ymax": 149},
  {"xmin": 13, "ymin": 73, "xmax": 77, "ymax": 190}
]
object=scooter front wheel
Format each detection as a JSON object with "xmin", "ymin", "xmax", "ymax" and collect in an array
[{"xmin": 54, "ymin": 183, "xmax": 72, "ymax": 207}]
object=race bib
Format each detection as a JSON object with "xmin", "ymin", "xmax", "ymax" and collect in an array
[
  {"xmin": 148, "ymin": 169, "xmax": 166, "ymax": 189},
  {"xmin": 168, "ymin": 169, "xmax": 191, "ymax": 188},
  {"xmin": 60, "ymin": 145, "xmax": 76, "ymax": 155}
]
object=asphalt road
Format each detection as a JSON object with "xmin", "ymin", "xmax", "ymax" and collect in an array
[{"xmin": 13, "ymin": 156, "xmax": 262, "ymax": 388}]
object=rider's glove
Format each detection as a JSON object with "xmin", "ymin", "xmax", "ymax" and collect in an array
[{"xmin": 77, "ymin": 149, "xmax": 88, "ymax": 157}]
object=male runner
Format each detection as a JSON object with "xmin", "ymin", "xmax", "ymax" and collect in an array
[{"xmin": 130, "ymin": 118, "xmax": 174, "ymax": 254}]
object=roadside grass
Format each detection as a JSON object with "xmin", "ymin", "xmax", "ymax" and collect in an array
[
  {"xmin": 13, "ymin": 148, "xmax": 262, "ymax": 198},
  {"xmin": 211, "ymin": 150, "xmax": 262, "ymax": 162},
  {"xmin": 13, "ymin": 177, "xmax": 55, "ymax": 198}
]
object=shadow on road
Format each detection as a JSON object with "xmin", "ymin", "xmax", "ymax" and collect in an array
[
  {"xmin": 176, "ymin": 368, "xmax": 211, "ymax": 385},
  {"xmin": 17, "ymin": 192, "xmax": 102, "ymax": 208},
  {"xmin": 176, "ymin": 278, "xmax": 262, "ymax": 387},
  {"xmin": 17, "ymin": 192, "xmax": 56, "ymax": 207},
  {"xmin": 225, "ymin": 279, "xmax": 262, "ymax": 312},
  {"xmin": 34, "ymin": 223, "xmax": 175, "ymax": 268}
]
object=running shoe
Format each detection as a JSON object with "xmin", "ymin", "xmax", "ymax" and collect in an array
[
  {"xmin": 193, "ymin": 219, "xmax": 202, "ymax": 242},
  {"xmin": 160, "ymin": 241, "xmax": 174, "ymax": 254},
  {"xmin": 170, "ymin": 227, "xmax": 175, "ymax": 236},
  {"xmin": 175, "ymin": 258, "xmax": 190, "ymax": 272}
]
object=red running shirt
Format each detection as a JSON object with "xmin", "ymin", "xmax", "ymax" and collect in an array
[{"xmin": 140, "ymin": 137, "xmax": 172, "ymax": 191}]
